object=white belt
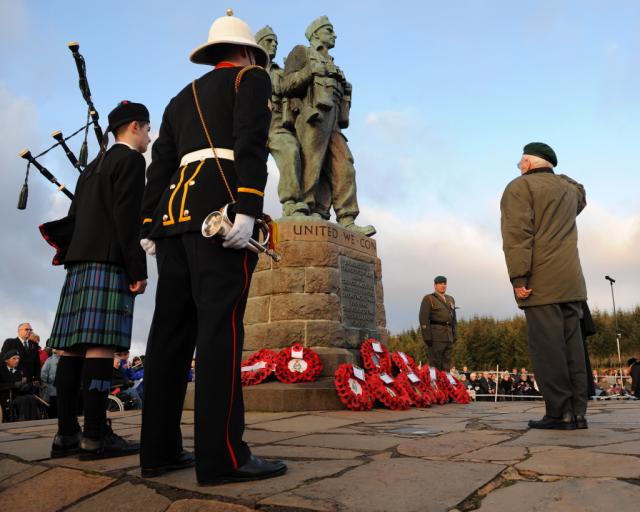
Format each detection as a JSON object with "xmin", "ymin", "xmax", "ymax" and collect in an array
[{"xmin": 180, "ymin": 148, "xmax": 234, "ymax": 166}]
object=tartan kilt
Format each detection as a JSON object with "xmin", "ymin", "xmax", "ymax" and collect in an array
[{"xmin": 48, "ymin": 262, "xmax": 135, "ymax": 351}]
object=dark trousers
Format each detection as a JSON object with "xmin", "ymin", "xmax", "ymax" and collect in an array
[
  {"xmin": 427, "ymin": 341, "xmax": 453, "ymax": 371},
  {"xmin": 140, "ymin": 233, "xmax": 257, "ymax": 481},
  {"xmin": 524, "ymin": 302, "xmax": 587, "ymax": 418}
]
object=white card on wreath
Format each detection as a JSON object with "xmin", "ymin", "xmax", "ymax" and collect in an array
[
  {"xmin": 291, "ymin": 347, "xmax": 304, "ymax": 359},
  {"xmin": 353, "ymin": 366, "xmax": 366, "ymax": 381},
  {"xmin": 447, "ymin": 374, "xmax": 456, "ymax": 385},
  {"xmin": 399, "ymin": 352, "xmax": 408, "ymax": 363},
  {"xmin": 429, "ymin": 368, "xmax": 437, "ymax": 382},
  {"xmin": 408, "ymin": 373, "xmax": 420, "ymax": 383},
  {"xmin": 372, "ymin": 341, "xmax": 383, "ymax": 353},
  {"xmin": 241, "ymin": 361, "xmax": 267, "ymax": 372},
  {"xmin": 380, "ymin": 373, "xmax": 394, "ymax": 384}
]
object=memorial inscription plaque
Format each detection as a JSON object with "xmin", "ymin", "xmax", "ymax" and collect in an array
[{"xmin": 339, "ymin": 255, "xmax": 376, "ymax": 330}]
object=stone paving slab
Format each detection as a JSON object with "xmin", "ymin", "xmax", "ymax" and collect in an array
[
  {"xmin": 252, "ymin": 444, "xmax": 365, "ymax": 460},
  {"xmin": 516, "ymin": 447, "xmax": 640, "ymax": 478},
  {"xmin": 0, "ymin": 467, "xmax": 113, "ymax": 512},
  {"xmin": 278, "ymin": 433, "xmax": 403, "ymax": 451},
  {"xmin": 476, "ymin": 478, "xmax": 639, "ymax": 511},
  {"xmin": 504, "ymin": 427, "xmax": 640, "ymax": 448},
  {"xmin": 166, "ymin": 498, "xmax": 256, "ymax": 511},
  {"xmin": 0, "ymin": 436, "xmax": 53, "ymax": 461},
  {"xmin": 261, "ymin": 458, "xmax": 505, "ymax": 512},
  {"xmin": 1, "ymin": 401, "xmax": 639, "ymax": 511},
  {"xmin": 133, "ymin": 459, "xmax": 361, "ymax": 503},
  {"xmin": 252, "ymin": 414, "xmax": 360, "ymax": 432},
  {"xmin": 67, "ymin": 481, "xmax": 171, "ymax": 512},
  {"xmin": 397, "ymin": 431, "xmax": 512, "ymax": 459}
]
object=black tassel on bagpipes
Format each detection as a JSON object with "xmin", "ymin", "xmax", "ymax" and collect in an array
[{"xmin": 16, "ymin": 41, "xmax": 104, "ymax": 209}]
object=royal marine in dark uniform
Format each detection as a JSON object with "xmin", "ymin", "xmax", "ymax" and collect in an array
[
  {"xmin": 139, "ymin": 10, "xmax": 286, "ymax": 485},
  {"xmin": 419, "ymin": 275, "xmax": 457, "ymax": 371}
]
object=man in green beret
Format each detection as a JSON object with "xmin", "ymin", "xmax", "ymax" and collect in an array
[
  {"xmin": 419, "ymin": 276, "xmax": 457, "ymax": 371},
  {"xmin": 501, "ymin": 142, "xmax": 588, "ymax": 430}
]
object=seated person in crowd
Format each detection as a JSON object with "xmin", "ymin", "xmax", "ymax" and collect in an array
[
  {"xmin": 1, "ymin": 350, "xmax": 41, "ymax": 421},
  {"xmin": 112, "ymin": 356, "xmax": 142, "ymax": 409},
  {"xmin": 498, "ymin": 371, "xmax": 514, "ymax": 399}
]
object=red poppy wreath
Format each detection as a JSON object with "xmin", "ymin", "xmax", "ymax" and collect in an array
[
  {"xmin": 241, "ymin": 348, "xmax": 277, "ymax": 386},
  {"xmin": 334, "ymin": 364, "xmax": 375, "ymax": 411},
  {"xmin": 367, "ymin": 372, "xmax": 412, "ymax": 410},
  {"xmin": 391, "ymin": 351, "xmax": 420, "ymax": 374},
  {"xmin": 437, "ymin": 370, "xmax": 471, "ymax": 404},
  {"xmin": 275, "ymin": 343, "xmax": 323, "ymax": 383},
  {"xmin": 395, "ymin": 371, "xmax": 433, "ymax": 408},
  {"xmin": 360, "ymin": 338, "xmax": 393, "ymax": 374},
  {"xmin": 420, "ymin": 365, "xmax": 448, "ymax": 405}
]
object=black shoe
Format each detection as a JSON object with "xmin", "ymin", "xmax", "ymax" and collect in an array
[
  {"xmin": 198, "ymin": 456, "xmax": 287, "ymax": 485},
  {"xmin": 141, "ymin": 451, "xmax": 195, "ymax": 478},
  {"xmin": 575, "ymin": 415, "xmax": 588, "ymax": 429},
  {"xmin": 51, "ymin": 431, "xmax": 82, "ymax": 458},
  {"xmin": 79, "ymin": 420, "xmax": 140, "ymax": 460},
  {"xmin": 528, "ymin": 413, "xmax": 576, "ymax": 430}
]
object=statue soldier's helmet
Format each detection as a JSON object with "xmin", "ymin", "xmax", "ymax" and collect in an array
[
  {"xmin": 189, "ymin": 9, "xmax": 269, "ymax": 67},
  {"xmin": 305, "ymin": 15, "xmax": 333, "ymax": 41},
  {"xmin": 255, "ymin": 25, "xmax": 277, "ymax": 46}
]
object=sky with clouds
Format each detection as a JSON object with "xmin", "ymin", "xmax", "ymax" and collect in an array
[{"xmin": 1, "ymin": 1, "xmax": 638, "ymax": 356}]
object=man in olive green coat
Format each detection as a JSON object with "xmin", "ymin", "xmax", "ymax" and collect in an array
[
  {"xmin": 419, "ymin": 276, "xmax": 457, "ymax": 371},
  {"xmin": 501, "ymin": 142, "xmax": 588, "ymax": 430}
]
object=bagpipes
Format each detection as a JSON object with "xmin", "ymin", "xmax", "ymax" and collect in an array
[{"xmin": 17, "ymin": 42, "xmax": 104, "ymax": 210}]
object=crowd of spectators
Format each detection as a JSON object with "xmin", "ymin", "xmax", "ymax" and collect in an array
[
  {"xmin": 0, "ymin": 322, "xmax": 173, "ymax": 423},
  {"xmin": 451, "ymin": 363, "xmax": 639, "ymax": 401}
]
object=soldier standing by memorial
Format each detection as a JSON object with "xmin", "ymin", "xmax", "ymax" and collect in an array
[
  {"xmin": 282, "ymin": 16, "xmax": 375, "ymax": 236},
  {"xmin": 255, "ymin": 26, "xmax": 308, "ymax": 218},
  {"xmin": 419, "ymin": 276, "xmax": 457, "ymax": 371}
]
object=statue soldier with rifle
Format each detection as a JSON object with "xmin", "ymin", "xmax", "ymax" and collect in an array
[{"xmin": 282, "ymin": 16, "xmax": 375, "ymax": 235}]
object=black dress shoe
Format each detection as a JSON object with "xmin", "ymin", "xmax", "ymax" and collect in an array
[
  {"xmin": 528, "ymin": 413, "xmax": 576, "ymax": 430},
  {"xmin": 141, "ymin": 451, "xmax": 195, "ymax": 478},
  {"xmin": 51, "ymin": 431, "xmax": 82, "ymax": 458},
  {"xmin": 575, "ymin": 415, "xmax": 588, "ymax": 429},
  {"xmin": 198, "ymin": 456, "xmax": 287, "ymax": 485},
  {"xmin": 79, "ymin": 421, "xmax": 140, "ymax": 460}
]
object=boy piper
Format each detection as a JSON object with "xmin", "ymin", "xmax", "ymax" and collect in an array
[
  {"xmin": 139, "ymin": 10, "xmax": 287, "ymax": 484},
  {"xmin": 47, "ymin": 101, "xmax": 150, "ymax": 458}
]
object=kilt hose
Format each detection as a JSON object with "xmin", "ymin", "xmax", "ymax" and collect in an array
[
  {"xmin": 48, "ymin": 262, "xmax": 134, "ymax": 351},
  {"xmin": 140, "ymin": 232, "xmax": 257, "ymax": 481}
]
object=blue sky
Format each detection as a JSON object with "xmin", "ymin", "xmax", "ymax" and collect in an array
[{"xmin": 1, "ymin": 1, "xmax": 638, "ymax": 355}]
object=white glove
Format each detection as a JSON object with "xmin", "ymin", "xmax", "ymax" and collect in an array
[
  {"xmin": 140, "ymin": 238, "xmax": 156, "ymax": 257},
  {"xmin": 223, "ymin": 214, "xmax": 255, "ymax": 250}
]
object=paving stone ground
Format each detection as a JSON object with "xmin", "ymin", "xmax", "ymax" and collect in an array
[{"xmin": 1, "ymin": 401, "xmax": 639, "ymax": 511}]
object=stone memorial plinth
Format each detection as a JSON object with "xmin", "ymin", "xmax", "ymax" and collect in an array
[{"xmin": 244, "ymin": 217, "xmax": 388, "ymax": 378}]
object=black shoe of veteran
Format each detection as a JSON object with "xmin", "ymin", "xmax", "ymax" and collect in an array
[
  {"xmin": 528, "ymin": 412, "xmax": 576, "ymax": 430},
  {"xmin": 574, "ymin": 415, "xmax": 588, "ymax": 429},
  {"xmin": 79, "ymin": 420, "xmax": 140, "ymax": 460},
  {"xmin": 141, "ymin": 451, "xmax": 195, "ymax": 478},
  {"xmin": 51, "ymin": 431, "xmax": 82, "ymax": 458},
  {"xmin": 198, "ymin": 456, "xmax": 287, "ymax": 485}
]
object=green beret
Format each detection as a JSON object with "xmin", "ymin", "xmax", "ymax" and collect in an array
[
  {"xmin": 523, "ymin": 142, "xmax": 557, "ymax": 167},
  {"xmin": 434, "ymin": 275, "xmax": 447, "ymax": 284}
]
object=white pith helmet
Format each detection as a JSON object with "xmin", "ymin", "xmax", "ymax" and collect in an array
[{"xmin": 189, "ymin": 9, "xmax": 269, "ymax": 67}]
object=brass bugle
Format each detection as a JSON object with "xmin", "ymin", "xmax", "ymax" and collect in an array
[
  {"xmin": 201, "ymin": 204, "xmax": 281, "ymax": 262},
  {"xmin": 52, "ymin": 130, "xmax": 82, "ymax": 172}
]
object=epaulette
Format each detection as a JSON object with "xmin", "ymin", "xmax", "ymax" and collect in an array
[{"xmin": 234, "ymin": 65, "xmax": 266, "ymax": 92}]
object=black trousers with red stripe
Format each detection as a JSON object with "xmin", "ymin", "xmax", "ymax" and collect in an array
[{"xmin": 140, "ymin": 232, "xmax": 256, "ymax": 481}]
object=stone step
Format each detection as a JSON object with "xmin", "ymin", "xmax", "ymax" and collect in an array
[{"xmin": 183, "ymin": 378, "xmax": 344, "ymax": 412}]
